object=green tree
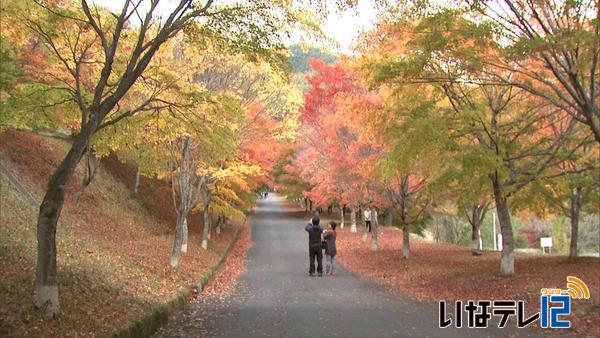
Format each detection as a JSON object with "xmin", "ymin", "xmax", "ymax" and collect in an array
[
  {"xmin": 528, "ymin": 154, "xmax": 600, "ymax": 258},
  {"xmin": 378, "ymin": 89, "xmax": 454, "ymax": 259}
]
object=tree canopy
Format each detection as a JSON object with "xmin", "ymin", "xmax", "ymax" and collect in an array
[{"xmin": 0, "ymin": 0, "xmax": 597, "ymax": 320}]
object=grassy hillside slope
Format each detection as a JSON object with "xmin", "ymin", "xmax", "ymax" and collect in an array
[{"xmin": 0, "ymin": 130, "xmax": 240, "ymax": 337}]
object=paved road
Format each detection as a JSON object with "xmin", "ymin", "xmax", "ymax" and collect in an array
[{"xmin": 155, "ymin": 194, "xmax": 539, "ymax": 338}]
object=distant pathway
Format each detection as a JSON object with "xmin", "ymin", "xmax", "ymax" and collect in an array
[{"xmin": 155, "ymin": 194, "xmax": 538, "ymax": 337}]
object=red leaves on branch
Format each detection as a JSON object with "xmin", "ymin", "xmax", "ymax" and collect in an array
[
  {"xmin": 295, "ymin": 58, "xmax": 388, "ymax": 208},
  {"xmin": 300, "ymin": 59, "xmax": 354, "ymax": 123}
]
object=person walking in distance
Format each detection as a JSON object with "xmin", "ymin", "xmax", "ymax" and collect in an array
[
  {"xmin": 323, "ymin": 221, "xmax": 337, "ymax": 276},
  {"xmin": 364, "ymin": 208, "xmax": 372, "ymax": 233},
  {"xmin": 305, "ymin": 216, "xmax": 324, "ymax": 277}
]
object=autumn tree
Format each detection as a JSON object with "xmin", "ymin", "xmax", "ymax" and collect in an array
[
  {"xmin": 462, "ymin": 201, "xmax": 491, "ymax": 255},
  {"xmin": 23, "ymin": 0, "xmax": 217, "ymax": 316},
  {"xmin": 179, "ymin": 39, "xmax": 303, "ymax": 249},
  {"xmin": 193, "ymin": 160, "xmax": 263, "ymax": 252},
  {"xmin": 271, "ymin": 147, "xmax": 312, "ymax": 201},
  {"xmin": 442, "ymin": 133, "xmax": 493, "ymax": 256},
  {"xmin": 524, "ymin": 138, "xmax": 600, "ymax": 258},
  {"xmin": 471, "ymin": 0, "xmax": 600, "ymax": 142},
  {"xmin": 169, "ymin": 136, "xmax": 201, "ymax": 265},
  {"xmin": 295, "ymin": 58, "xmax": 369, "ymax": 231},
  {"xmin": 334, "ymin": 89, "xmax": 389, "ymax": 247},
  {"xmin": 378, "ymin": 91, "xmax": 452, "ymax": 259},
  {"xmin": 8, "ymin": 0, "xmax": 322, "ymax": 317},
  {"xmin": 166, "ymin": 91, "xmax": 242, "ymax": 261},
  {"xmin": 369, "ymin": 12, "xmax": 592, "ymax": 273}
]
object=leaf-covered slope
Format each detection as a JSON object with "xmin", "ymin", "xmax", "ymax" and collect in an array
[{"xmin": 0, "ymin": 129, "xmax": 239, "ymax": 337}]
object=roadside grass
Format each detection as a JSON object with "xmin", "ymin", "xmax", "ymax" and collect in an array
[{"xmin": 0, "ymin": 130, "xmax": 241, "ymax": 337}]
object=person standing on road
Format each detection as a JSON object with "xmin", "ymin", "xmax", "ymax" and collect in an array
[
  {"xmin": 305, "ymin": 216, "xmax": 324, "ymax": 277},
  {"xmin": 323, "ymin": 221, "xmax": 337, "ymax": 276},
  {"xmin": 364, "ymin": 208, "xmax": 372, "ymax": 233}
]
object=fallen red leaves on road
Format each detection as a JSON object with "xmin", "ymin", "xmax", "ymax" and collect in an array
[
  {"xmin": 335, "ymin": 226, "xmax": 600, "ymax": 337},
  {"xmin": 202, "ymin": 223, "xmax": 253, "ymax": 296}
]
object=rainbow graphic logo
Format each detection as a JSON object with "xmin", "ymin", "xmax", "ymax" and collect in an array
[
  {"xmin": 540, "ymin": 276, "xmax": 590, "ymax": 299},
  {"xmin": 540, "ymin": 276, "xmax": 590, "ymax": 329},
  {"xmin": 564, "ymin": 276, "xmax": 590, "ymax": 299}
]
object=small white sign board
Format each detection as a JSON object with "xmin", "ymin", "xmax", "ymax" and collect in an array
[
  {"xmin": 540, "ymin": 237, "xmax": 553, "ymax": 254},
  {"xmin": 540, "ymin": 237, "xmax": 553, "ymax": 248}
]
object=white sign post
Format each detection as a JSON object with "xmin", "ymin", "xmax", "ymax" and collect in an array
[
  {"xmin": 492, "ymin": 212, "xmax": 497, "ymax": 251},
  {"xmin": 540, "ymin": 237, "xmax": 553, "ymax": 254},
  {"xmin": 497, "ymin": 234, "xmax": 503, "ymax": 252}
]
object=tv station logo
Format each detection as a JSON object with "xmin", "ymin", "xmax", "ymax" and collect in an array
[{"xmin": 439, "ymin": 276, "xmax": 590, "ymax": 329}]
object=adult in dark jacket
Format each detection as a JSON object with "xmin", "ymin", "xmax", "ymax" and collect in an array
[{"xmin": 305, "ymin": 216, "xmax": 323, "ymax": 276}]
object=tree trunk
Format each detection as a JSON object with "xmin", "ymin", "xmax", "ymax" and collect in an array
[
  {"xmin": 340, "ymin": 206, "xmax": 345, "ymax": 229},
  {"xmin": 587, "ymin": 109, "xmax": 600, "ymax": 144},
  {"xmin": 309, "ymin": 199, "xmax": 313, "ymax": 212},
  {"xmin": 216, "ymin": 216, "xmax": 222, "ymax": 235},
  {"xmin": 385, "ymin": 208, "xmax": 392, "ymax": 226},
  {"xmin": 469, "ymin": 204, "xmax": 483, "ymax": 256},
  {"xmin": 72, "ymin": 148, "xmax": 98, "ymax": 202},
  {"xmin": 569, "ymin": 214, "xmax": 579, "ymax": 259},
  {"xmin": 208, "ymin": 215, "xmax": 212, "ymax": 240},
  {"xmin": 371, "ymin": 207, "xmax": 378, "ymax": 251},
  {"xmin": 134, "ymin": 168, "xmax": 140, "ymax": 195},
  {"xmin": 359, "ymin": 206, "xmax": 363, "ymax": 222},
  {"xmin": 35, "ymin": 119, "xmax": 97, "ymax": 317},
  {"xmin": 222, "ymin": 216, "xmax": 229, "ymax": 230},
  {"xmin": 350, "ymin": 206, "xmax": 357, "ymax": 233},
  {"xmin": 362, "ymin": 206, "xmax": 368, "ymax": 242},
  {"xmin": 402, "ymin": 224, "xmax": 410, "ymax": 259},
  {"xmin": 470, "ymin": 222, "xmax": 481, "ymax": 255},
  {"xmin": 492, "ymin": 175, "xmax": 514, "ymax": 275},
  {"xmin": 170, "ymin": 213, "xmax": 186, "ymax": 267},
  {"xmin": 569, "ymin": 187, "xmax": 582, "ymax": 258},
  {"xmin": 181, "ymin": 217, "xmax": 188, "ymax": 253},
  {"xmin": 401, "ymin": 189, "xmax": 410, "ymax": 259},
  {"xmin": 201, "ymin": 203, "xmax": 210, "ymax": 250},
  {"xmin": 171, "ymin": 137, "xmax": 194, "ymax": 259}
]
